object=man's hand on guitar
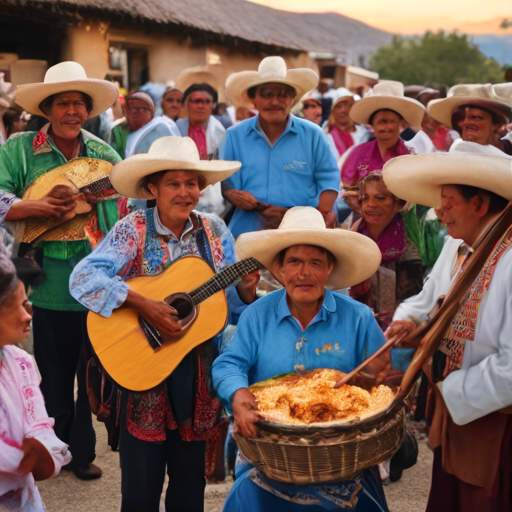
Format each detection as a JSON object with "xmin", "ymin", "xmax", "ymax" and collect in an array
[
  {"xmin": 123, "ymin": 290, "xmax": 182, "ymax": 336},
  {"xmin": 236, "ymin": 270, "xmax": 260, "ymax": 304},
  {"xmin": 232, "ymin": 388, "xmax": 264, "ymax": 438},
  {"xmin": 6, "ymin": 184, "xmax": 81, "ymax": 221}
]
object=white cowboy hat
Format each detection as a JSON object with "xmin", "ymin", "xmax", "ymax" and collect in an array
[
  {"xmin": 427, "ymin": 83, "xmax": 512, "ymax": 128},
  {"xmin": 382, "ymin": 140, "xmax": 512, "ymax": 208},
  {"xmin": 15, "ymin": 61, "xmax": 118, "ymax": 119},
  {"xmin": 175, "ymin": 65, "xmax": 220, "ymax": 96},
  {"xmin": 332, "ymin": 87, "xmax": 355, "ymax": 108},
  {"xmin": 235, "ymin": 207, "xmax": 382, "ymax": 290},
  {"xmin": 110, "ymin": 136, "xmax": 241, "ymax": 199},
  {"xmin": 226, "ymin": 56, "xmax": 318, "ymax": 108},
  {"xmin": 349, "ymin": 80, "xmax": 425, "ymax": 129}
]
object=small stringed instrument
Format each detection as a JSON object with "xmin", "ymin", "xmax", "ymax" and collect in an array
[
  {"xmin": 21, "ymin": 158, "xmax": 115, "ymax": 243},
  {"xmin": 87, "ymin": 255, "xmax": 262, "ymax": 392}
]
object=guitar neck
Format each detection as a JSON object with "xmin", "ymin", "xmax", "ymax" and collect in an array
[
  {"xmin": 188, "ymin": 257, "xmax": 261, "ymax": 305},
  {"xmin": 77, "ymin": 176, "xmax": 113, "ymax": 195}
]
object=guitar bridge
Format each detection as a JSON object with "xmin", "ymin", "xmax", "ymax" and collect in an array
[{"xmin": 139, "ymin": 317, "xmax": 163, "ymax": 350}]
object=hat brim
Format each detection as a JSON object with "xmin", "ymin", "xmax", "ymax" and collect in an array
[
  {"xmin": 383, "ymin": 152, "xmax": 512, "ymax": 208},
  {"xmin": 226, "ymin": 69, "xmax": 318, "ymax": 109},
  {"xmin": 15, "ymin": 79, "xmax": 118, "ymax": 119},
  {"xmin": 350, "ymin": 96, "xmax": 425, "ymax": 129},
  {"xmin": 110, "ymin": 156, "xmax": 241, "ymax": 199},
  {"xmin": 427, "ymin": 96, "xmax": 512, "ymax": 128},
  {"xmin": 235, "ymin": 228, "xmax": 382, "ymax": 290}
]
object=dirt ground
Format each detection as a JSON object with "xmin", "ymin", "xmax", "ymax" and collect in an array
[{"xmin": 38, "ymin": 421, "xmax": 433, "ymax": 512}]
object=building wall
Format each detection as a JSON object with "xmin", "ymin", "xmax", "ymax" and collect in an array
[{"xmin": 63, "ymin": 21, "xmax": 319, "ymax": 100}]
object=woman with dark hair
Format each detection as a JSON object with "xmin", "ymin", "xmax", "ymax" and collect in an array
[
  {"xmin": 350, "ymin": 173, "xmax": 424, "ymax": 330},
  {"xmin": 176, "ymin": 82, "xmax": 227, "ymax": 215},
  {"xmin": 0, "ymin": 247, "xmax": 71, "ymax": 510}
]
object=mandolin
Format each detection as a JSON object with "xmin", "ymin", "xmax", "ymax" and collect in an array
[
  {"xmin": 21, "ymin": 158, "xmax": 115, "ymax": 243},
  {"xmin": 87, "ymin": 255, "xmax": 262, "ymax": 392}
]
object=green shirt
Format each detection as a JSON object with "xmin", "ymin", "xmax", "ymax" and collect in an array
[
  {"xmin": 0, "ymin": 125, "xmax": 122, "ymax": 311},
  {"xmin": 110, "ymin": 121, "xmax": 130, "ymax": 159}
]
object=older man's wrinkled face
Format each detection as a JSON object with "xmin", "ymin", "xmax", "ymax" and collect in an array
[
  {"xmin": 461, "ymin": 107, "xmax": 499, "ymax": 145},
  {"xmin": 48, "ymin": 91, "xmax": 89, "ymax": 140},
  {"xmin": 275, "ymin": 245, "xmax": 333, "ymax": 306},
  {"xmin": 252, "ymin": 83, "xmax": 296, "ymax": 124},
  {"xmin": 125, "ymin": 99, "xmax": 153, "ymax": 132}
]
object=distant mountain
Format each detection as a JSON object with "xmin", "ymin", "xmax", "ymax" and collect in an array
[{"xmin": 472, "ymin": 35, "xmax": 512, "ymax": 66}]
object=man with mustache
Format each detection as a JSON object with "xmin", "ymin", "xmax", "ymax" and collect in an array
[
  {"xmin": 0, "ymin": 61, "xmax": 121, "ymax": 480},
  {"xmin": 221, "ymin": 57, "xmax": 339, "ymax": 237}
]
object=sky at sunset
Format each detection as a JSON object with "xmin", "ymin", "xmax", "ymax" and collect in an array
[{"xmin": 248, "ymin": 0, "xmax": 512, "ymax": 34}]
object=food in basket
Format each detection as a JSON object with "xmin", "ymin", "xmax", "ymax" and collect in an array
[{"xmin": 251, "ymin": 368, "xmax": 395, "ymax": 425}]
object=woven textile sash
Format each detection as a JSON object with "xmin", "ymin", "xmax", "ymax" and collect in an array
[{"xmin": 439, "ymin": 225, "xmax": 512, "ymax": 377}]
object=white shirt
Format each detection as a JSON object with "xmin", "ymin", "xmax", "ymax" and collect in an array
[
  {"xmin": 393, "ymin": 236, "xmax": 463, "ymax": 324},
  {"xmin": 442, "ymin": 245, "xmax": 512, "ymax": 425}
]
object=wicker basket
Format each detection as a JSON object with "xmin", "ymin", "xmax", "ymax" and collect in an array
[{"xmin": 234, "ymin": 396, "xmax": 405, "ymax": 485}]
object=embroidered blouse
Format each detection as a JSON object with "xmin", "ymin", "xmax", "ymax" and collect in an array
[{"xmin": 0, "ymin": 345, "xmax": 71, "ymax": 509}]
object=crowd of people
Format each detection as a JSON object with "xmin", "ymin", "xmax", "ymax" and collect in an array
[{"xmin": 0, "ymin": 52, "xmax": 511, "ymax": 512}]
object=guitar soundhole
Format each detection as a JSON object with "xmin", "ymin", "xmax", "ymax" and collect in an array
[
  {"xmin": 166, "ymin": 292, "xmax": 198, "ymax": 330},
  {"xmin": 170, "ymin": 297, "xmax": 193, "ymax": 319}
]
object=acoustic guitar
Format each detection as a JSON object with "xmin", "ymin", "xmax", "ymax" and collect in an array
[{"xmin": 87, "ymin": 255, "xmax": 262, "ymax": 392}]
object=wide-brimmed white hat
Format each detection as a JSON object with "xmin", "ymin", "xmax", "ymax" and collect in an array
[
  {"xmin": 235, "ymin": 207, "xmax": 381, "ymax": 290},
  {"xmin": 427, "ymin": 83, "xmax": 512, "ymax": 128},
  {"xmin": 15, "ymin": 61, "xmax": 118, "ymax": 119},
  {"xmin": 332, "ymin": 87, "xmax": 355, "ymax": 108},
  {"xmin": 226, "ymin": 56, "xmax": 318, "ymax": 108},
  {"xmin": 110, "ymin": 136, "xmax": 241, "ymax": 199},
  {"xmin": 382, "ymin": 140, "xmax": 512, "ymax": 208},
  {"xmin": 350, "ymin": 80, "xmax": 425, "ymax": 129}
]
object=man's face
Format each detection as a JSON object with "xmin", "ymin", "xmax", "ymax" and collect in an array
[
  {"xmin": 125, "ymin": 99, "xmax": 153, "ymax": 132},
  {"xmin": 147, "ymin": 170, "xmax": 201, "ymax": 224},
  {"xmin": 186, "ymin": 91, "xmax": 214, "ymax": 126},
  {"xmin": 371, "ymin": 110, "xmax": 401, "ymax": 144},
  {"xmin": 438, "ymin": 185, "xmax": 486, "ymax": 245},
  {"xmin": 48, "ymin": 91, "xmax": 89, "ymax": 140},
  {"xmin": 162, "ymin": 90, "xmax": 183, "ymax": 120},
  {"xmin": 276, "ymin": 245, "xmax": 333, "ymax": 307},
  {"xmin": 252, "ymin": 83, "xmax": 295, "ymax": 124},
  {"xmin": 302, "ymin": 101, "xmax": 322, "ymax": 125},
  {"xmin": 332, "ymin": 97, "xmax": 355, "ymax": 126},
  {"xmin": 461, "ymin": 107, "xmax": 499, "ymax": 145}
]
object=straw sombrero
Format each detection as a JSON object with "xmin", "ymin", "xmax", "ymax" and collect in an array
[
  {"xmin": 15, "ymin": 61, "xmax": 118, "ymax": 119},
  {"xmin": 427, "ymin": 83, "xmax": 512, "ymax": 128},
  {"xmin": 235, "ymin": 207, "xmax": 382, "ymax": 290},
  {"xmin": 226, "ymin": 56, "xmax": 318, "ymax": 108},
  {"xmin": 382, "ymin": 141, "xmax": 512, "ymax": 208},
  {"xmin": 110, "ymin": 136, "xmax": 241, "ymax": 199},
  {"xmin": 350, "ymin": 81, "xmax": 425, "ymax": 129}
]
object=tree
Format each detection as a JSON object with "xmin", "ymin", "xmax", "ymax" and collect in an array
[{"xmin": 370, "ymin": 31, "xmax": 504, "ymax": 87}]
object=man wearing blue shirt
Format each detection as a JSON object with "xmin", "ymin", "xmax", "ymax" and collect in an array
[
  {"xmin": 213, "ymin": 207, "xmax": 391, "ymax": 511},
  {"xmin": 221, "ymin": 57, "xmax": 340, "ymax": 238}
]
